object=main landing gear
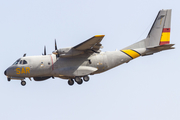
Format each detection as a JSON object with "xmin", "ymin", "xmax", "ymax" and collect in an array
[
  {"xmin": 68, "ymin": 79, "xmax": 74, "ymax": 86},
  {"xmin": 83, "ymin": 75, "xmax": 89, "ymax": 82},
  {"xmin": 7, "ymin": 77, "xmax": 27, "ymax": 86},
  {"xmin": 75, "ymin": 77, "xmax": 83, "ymax": 85},
  {"xmin": 67, "ymin": 75, "xmax": 90, "ymax": 86}
]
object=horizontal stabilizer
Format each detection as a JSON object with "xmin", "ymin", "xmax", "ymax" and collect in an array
[{"xmin": 143, "ymin": 44, "xmax": 175, "ymax": 56}]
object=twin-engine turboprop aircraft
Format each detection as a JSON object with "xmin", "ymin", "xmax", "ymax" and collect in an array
[{"xmin": 4, "ymin": 9, "xmax": 174, "ymax": 86}]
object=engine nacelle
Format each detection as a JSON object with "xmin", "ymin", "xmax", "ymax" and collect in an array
[
  {"xmin": 52, "ymin": 47, "xmax": 84, "ymax": 58},
  {"xmin": 33, "ymin": 76, "xmax": 51, "ymax": 81}
]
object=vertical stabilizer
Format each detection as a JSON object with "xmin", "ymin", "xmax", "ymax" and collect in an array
[
  {"xmin": 122, "ymin": 9, "xmax": 174, "ymax": 56},
  {"xmin": 123, "ymin": 9, "xmax": 173, "ymax": 50},
  {"xmin": 146, "ymin": 9, "xmax": 171, "ymax": 48}
]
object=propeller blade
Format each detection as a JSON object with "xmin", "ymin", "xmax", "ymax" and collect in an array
[
  {"xmin": 23, "ymin": 53, "xmax": 26, "ymax": 57},
  {"xmin": 55, "ymin": 39, "xmax": 59, "ymax": 57},
  {"xmin": 44, "ymin": 46, "xmax": 46, "ymax": 55},
  {"xmin": 55, "ymin": 39, "xmax": 57, "ymax": 50}
]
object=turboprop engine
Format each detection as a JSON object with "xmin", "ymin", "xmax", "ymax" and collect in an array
[
  {"xmin": 52, "ymin": 47, "xmax": 84, "ymax": 58},
  {"xmin": 52, "ymin": 40, "xmax": 84, "ymax": 58}
]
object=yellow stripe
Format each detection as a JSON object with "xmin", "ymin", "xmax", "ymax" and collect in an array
[
  {"xmin": 95, "ymin": 35, "xmax": 105, "ymax": 37},
  {"xmin": 160, "ymin": 32, "xmax": 170, "ymax": 42},
  {"xmin": 122, "ymin": 50, "xmax": 140, "ymax": 59}
]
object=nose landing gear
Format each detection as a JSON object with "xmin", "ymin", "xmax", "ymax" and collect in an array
[
  {"xmin": 7, "ymin": 78, "xmax": 11, "ymax": 82},
  {"xmin": 7, "ymin": 77, "xmax": 27, "ymax": 86},
  {"xmin": 21, "ymin": 81, "xmax": 26, "ymax": 86}
]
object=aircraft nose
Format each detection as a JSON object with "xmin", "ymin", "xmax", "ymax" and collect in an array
[{"xmin": 4, "ymin": 70, "xmax": 7, "ymax": 76}]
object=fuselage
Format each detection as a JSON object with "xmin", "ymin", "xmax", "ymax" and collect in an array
[{"xmin": 5, "ymin": 50, "xmax": 139, "ymax": 80}]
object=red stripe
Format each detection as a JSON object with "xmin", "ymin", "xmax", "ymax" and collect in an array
[
  {"xmin": 50, "ymin": 55, "xmax": 54, "ymax": 70},
  {"xmin": 162, "ymin": 28, "xmax": 170, "ymax": 32},
  {"xmin": 160, "ymin": 41, "xmax": 170, "ymax": 45}
]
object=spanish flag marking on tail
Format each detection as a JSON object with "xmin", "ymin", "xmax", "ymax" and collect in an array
[
  {"xmin": 160, "ymin": 28, "xmax": 170, "ymax": 45},
  {"xmin": 121, "ymin": 49, "xmax": 141, "ymax": 59}
]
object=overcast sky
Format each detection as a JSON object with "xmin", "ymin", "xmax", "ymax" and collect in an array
[{"xmin": 0, "ymin": 0, "xmax": 180, "ymax": 120}]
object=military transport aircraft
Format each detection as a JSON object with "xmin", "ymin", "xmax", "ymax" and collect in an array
[{"xmin": 4, "ymin": 9, "xmax": 174, "ymax": 86}]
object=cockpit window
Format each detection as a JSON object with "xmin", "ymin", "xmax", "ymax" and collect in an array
[
  {"xmin": 19, "ymin": 60, "xmax": 28, "ymax": 65},
  {"xmin": 13, "ymin": 59, "xmax": 20, "ymax": 65},
  {"xmin": 23, "ymin": 60, "xmax": 27, "ymax": 64},
  {"xmin": 12, "ymin": 59, "xmax": 28, "ymax": 65},
  {"xmin": 19, "ymin": 60, "xmax": 23, "ymax": 64}
]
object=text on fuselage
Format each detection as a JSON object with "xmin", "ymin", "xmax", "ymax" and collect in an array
[{"xmin": 16, "ymin": 67, "xmax": 30, "ymax": 74}]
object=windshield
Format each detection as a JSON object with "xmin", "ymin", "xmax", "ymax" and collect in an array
[{"xmin": 12, "ymin": 59, "xmax": 20, "ymax": 65}]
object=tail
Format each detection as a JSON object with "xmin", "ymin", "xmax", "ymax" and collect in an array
[{"xmin": 122, "ymin": 9, "xmax": 174, "ymax": 56}]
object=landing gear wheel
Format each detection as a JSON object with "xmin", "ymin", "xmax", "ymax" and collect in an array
[
  {"xmin": 77, "ymin": 79, "xmax": 83, "ymax": 85},
  {"xmin": 21, "ymin": 81, "xmax": 26, "ymax": 86},
  {"xmin": 75, "ymin": 77, "xmax": 83, "ymax": 85},
  {"xmin": 83, "ymin": 75, "xmax": 89, "ymax": 82},
  {"xmin": 68, "ymin": 79, "xmax": 74, "ymax": 86},
  {"xmin": 7, "ymin": 78, "xmax": 11, "ymax": 82}
]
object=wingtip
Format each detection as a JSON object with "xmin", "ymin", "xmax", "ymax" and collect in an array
[{"xmin": 94, "ymin": 35, "xmax": 105, "ymax": 37}]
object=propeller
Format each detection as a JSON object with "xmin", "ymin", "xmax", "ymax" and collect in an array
[{"xmin": 42, "ymin": 46, "xmax": 46, "ymax": 55}]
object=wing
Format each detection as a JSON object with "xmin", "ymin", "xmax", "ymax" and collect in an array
[{"xmin": 73, "ymin": 35, "xmax": 105, "ymax": 52}]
